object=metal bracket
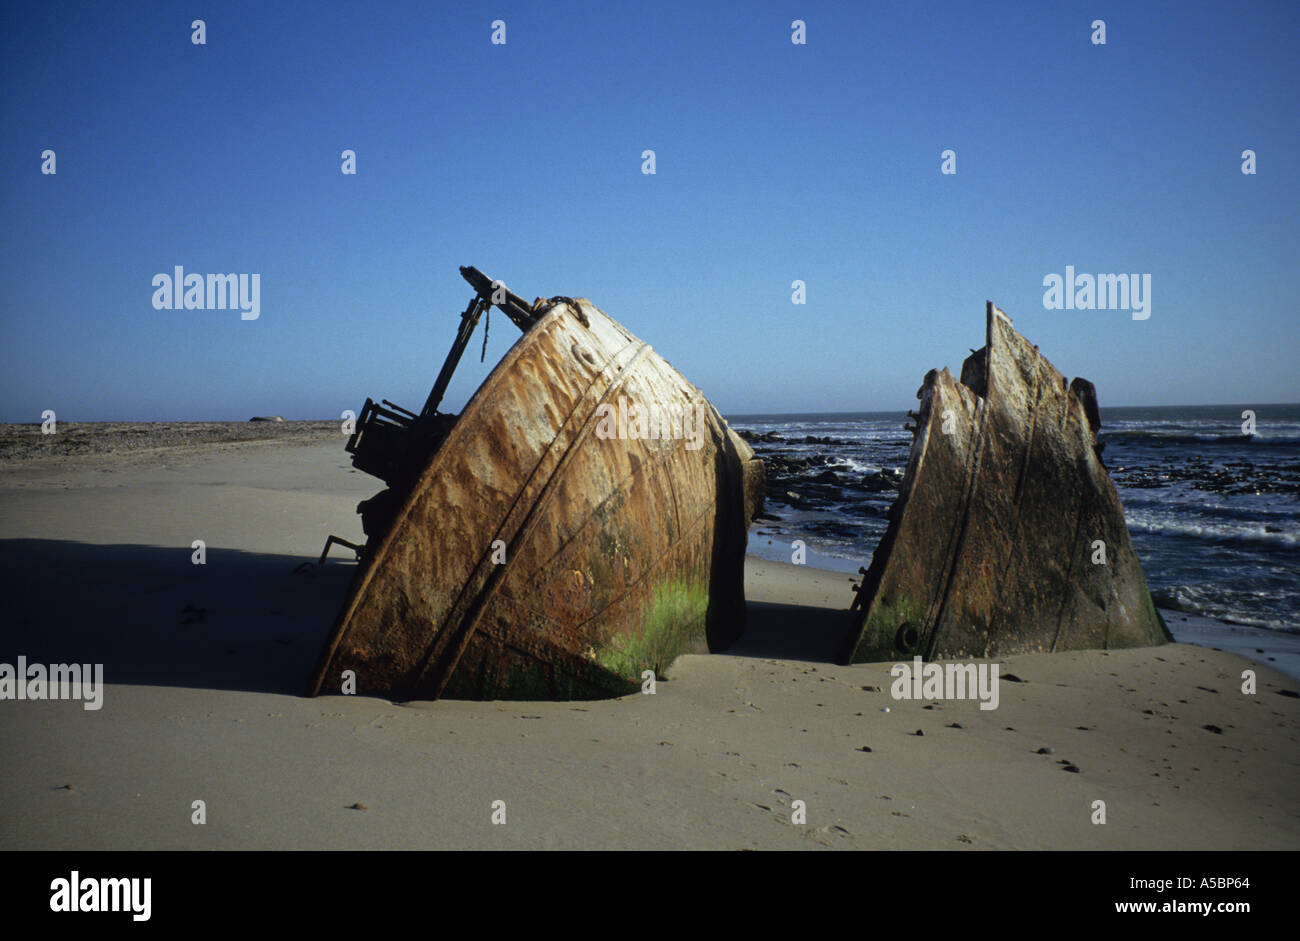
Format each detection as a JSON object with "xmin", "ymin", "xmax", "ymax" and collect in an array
[{"xmin": 319, "ymin": 535, "xmax": 364, "ymax": 565}]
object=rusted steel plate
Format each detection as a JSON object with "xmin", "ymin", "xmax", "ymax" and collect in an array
[
  {"xmin": 845, "ymin": 302, "xmax": 1170, "ymax": 663},
  {"xmin": 310, "ymin": 297, "xmax": 753, "ymax": 700}
]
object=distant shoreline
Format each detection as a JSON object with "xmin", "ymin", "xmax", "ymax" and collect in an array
[
  {"xmin": 0, "ymin": 420, "xmax": 340, "ymax": 465},
  {"xmin": 4, "ymin": 403, "xmax": 1299, "ymax": 427}
]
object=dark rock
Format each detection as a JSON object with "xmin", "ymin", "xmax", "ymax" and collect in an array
[{"xmin": 861, "ymin": 471, "xmax": 899, "ymax": 492}]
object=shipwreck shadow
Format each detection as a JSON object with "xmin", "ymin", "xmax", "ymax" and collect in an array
[
  {"xmin": 0, "ymin": 538, "xmax": 356, "ymax": 697},
  {"xmin": 724, "ymin": 599, "xmax": 856, "ymax": 663}
]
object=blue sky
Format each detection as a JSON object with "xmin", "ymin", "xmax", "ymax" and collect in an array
[{"xmin": 2, "ymin": 0, "xmax": 1297, "ymax": 421}]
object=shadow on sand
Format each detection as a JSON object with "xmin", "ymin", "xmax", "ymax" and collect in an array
[
  {"xmin": 723, "ymin": 599, "xmax": 855, "ymax": 664},
  {"xmin": 0, "ymin": 539, "xmax": 355, "ymax": 697},
  {"xmin": 0, "ymin": 539, "xmax": 855, "ymax": 699}
]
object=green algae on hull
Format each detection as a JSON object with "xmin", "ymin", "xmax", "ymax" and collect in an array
[
  {"xmin": 849, "ymin": 591, "xmax": 928, "ymax": 663},
  {"xmin": 597, "ymin": 579, "xmax": 710, "ymax": 680}
]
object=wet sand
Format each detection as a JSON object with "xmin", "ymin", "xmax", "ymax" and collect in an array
[{"xmin": 0, "ymin": 429, "xmax": 1296, "ymax": 849}]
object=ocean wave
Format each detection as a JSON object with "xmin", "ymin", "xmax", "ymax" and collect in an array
[
  {"xmin": 1150, "ymin": 585, "xmax": 1299, "ymax": 632},
  {"xmin": 1118, "ymin": 494, "xmax": 1299, "ymax": 523},
  {"xmin": 1126, "ymin": 514, "xmax": 1300, "ymax": 549},
  {"xmin": 826, "ymin": 457, "xmax": 883, "ymax": 475},
  {"xmin": 1102, "ymin": 431, "xmax": 1300, "ymax": 446}
]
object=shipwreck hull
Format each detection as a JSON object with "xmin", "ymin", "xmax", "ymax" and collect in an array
[
  {"xmin": 311, "ymin": 295, "xmax": 760, "ymax": 700},
  {"xmin": 846, "ymin": 302, "xmax": 1169, "ymax": 663}
]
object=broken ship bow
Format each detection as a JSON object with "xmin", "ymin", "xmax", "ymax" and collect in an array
[
  {"xmin": 845, "ymin": 302, "xmax": 1170, "ymax": 664},
  {"xmin": 310, "ymin": 266, "xmax": 763, "ymax": 701}
]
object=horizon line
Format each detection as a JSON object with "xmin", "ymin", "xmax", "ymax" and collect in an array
[{"xmin": 4, "ymin": 402, "xmax": 1299, "ymax": 425}]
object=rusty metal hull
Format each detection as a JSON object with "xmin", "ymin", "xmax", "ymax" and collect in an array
[
  {"xmin": 310, "ymin": 297, "xmax": 757, "ymax": 700},
  {"xmin": 845, "ymin": 302, "xmax": 1170, "ymax": 663}
]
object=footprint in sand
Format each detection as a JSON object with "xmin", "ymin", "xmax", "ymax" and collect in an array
[{"xmin": 804, "ymin": 825, "xmax": 850, "ymax": 846}]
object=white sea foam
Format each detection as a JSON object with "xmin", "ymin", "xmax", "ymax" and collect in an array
[{"xmin": 1126, "ymin": 512, "xmax": 1299, "ymax": 549}]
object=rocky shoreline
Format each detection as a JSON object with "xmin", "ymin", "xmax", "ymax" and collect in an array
[
  {"xmin": 1103, "ymin": 449, "xmax": 1299, "ymax": 497},
  {"xmin": 736, "ymin": 428, "xmax": 904, "ymax": 518}
]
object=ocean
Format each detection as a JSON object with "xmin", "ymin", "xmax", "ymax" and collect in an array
[{"xmin": 728, "ymin": 404, "xmax": 1300, "ymax": 638}]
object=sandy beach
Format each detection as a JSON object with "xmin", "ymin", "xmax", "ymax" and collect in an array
[{"xmin": 1, "ymin": 424, "xmax": 1297, "ymax": 850}]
